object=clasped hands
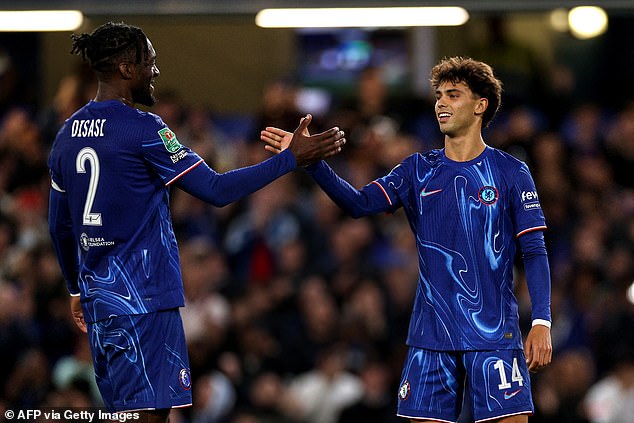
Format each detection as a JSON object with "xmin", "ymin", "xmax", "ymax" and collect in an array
[{"xmin": 261, "ymin": 114, "xmax": 345, "ymax": 166}]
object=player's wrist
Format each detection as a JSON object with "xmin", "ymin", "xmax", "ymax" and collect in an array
[{"xmin": 531, "ymin": 318, "xmax": 551, "ymax": 328}]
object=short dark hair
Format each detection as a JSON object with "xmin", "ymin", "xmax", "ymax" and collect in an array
[
  {"xmin": 71, "ymin": 22, "xmax": 148, "ymax": 75},
  {"xmin": 430, "ymin": 57, "xmax": 503, "ymax": 128}
]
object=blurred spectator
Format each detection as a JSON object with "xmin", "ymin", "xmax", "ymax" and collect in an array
[
  {"xmin": 604, "ymin": 101, "xmax": 634, "ymax": 188},
  {"xmin": 0, "ymin": 108, "xmax": 48, "ymax": 194},
  {"xmin": 191, "ymin": 371, "xmax": 237, "ymax": 423},
  {"xmin": 4, "ymin": 349, "xmax": 52, "ymax": 409},
  {"xmin": 0, "ymin": 281, "xmax": 38, "ymax": 396},
  {"xmin": 337, "ymin": 359, "xmax": 400, "ymax": 423},
  {"xmin": 180, "ymin": 237, "xmax": 232, "ymax": 377},
  {"xmin": 283, "ymin": 343, "xmax": 363, "ymax": 423},
  {"xmin": 541, "ymin": 63, "xmax": 577, "ymax": 131},
  {"xmin": 52, "ymin": 336, "xmax": 102, "ymax": 406},
  {"xmin": 153, "ymin": 88, "xmax": 186, "ymax": 131},
  {"xmin": 340, "ymin": 278, "xmax": 390, "ymax": 360},
  {"xmin": 244, "ymin": 372, "xmax": 293, "ymax": 423},
  {"xmin": 223, "ymin": 176, "xmax": 304, "ymax": 290},
  {"xmin": 253, "ymin": 79, "xmax": 303, "ymax": 137},
  {"xmin": 38, "ymin": 69, "xmax": 96, "ymax": 147},
  {"xmin": 274, "ymin": 275, "xmax": 342, "ymax": 375},
  {"xmin": 532, "ymin": 348, "xmax": 595, "ymax": 423},
  {"xmin": 488, "ymin": 105, "xmax": 543, "ymax": 164},
  {"xmin": 583, "ymin": 357, "xmax": 634, "ymax": 423},
  {"xmin": 248, "ymin": 79, "xmax": 304, "ymax": 169}
]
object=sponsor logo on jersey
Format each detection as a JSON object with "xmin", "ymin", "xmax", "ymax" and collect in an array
[
  {"xmin": 521, "ymin": 190, "xmax": 541, "ymax": 211},
  {"xmin": 170, "ymin": 149, "xmax": 188, "ymax": 163},
  {"xmin": 158, "ymin": 127, "xmax": 182, "ymax": 153},
  {"xmin": 179, "ymin": 368, "xmax": 192, "ymax": 390},
  {"xmin": 398, "ymin": 380, "xmax": 410, "ymax": 401},
  {"xmin": 420, "ymin": 188, "xmax": 443, "ymax": 197},
  {"xmin": 80, "ymin": 233, "xmax": 115, "ymax": 251},
  {"xmin": 478, "ymin": 186, "xmax": 499, "ymax": 205},
  {"xmin": 521, "ymin": 190, "xmax": 538, "ymax": 201},
  {"xmin": 504, "ymin": 388, "xmax": 522, "ymax": 400}
]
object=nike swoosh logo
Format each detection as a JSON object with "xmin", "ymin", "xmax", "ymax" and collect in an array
[
  {"xmin": 504, "ymin": 389, "xmax": 522, "ymax": 400},
  {"xmin": 420, "ymin": 189, "xmax": 443, "ymax": 197}
]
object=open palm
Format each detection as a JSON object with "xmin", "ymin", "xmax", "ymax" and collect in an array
[{"xmin": 261, "ymin": 122, "xmax": 309, "ymax": 154}]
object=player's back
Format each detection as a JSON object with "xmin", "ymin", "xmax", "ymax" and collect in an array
[{"xmin": 49, "ymin": 100, "xmax": 189, "ymax": 322}]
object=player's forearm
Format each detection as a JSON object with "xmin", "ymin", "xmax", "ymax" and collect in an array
[
  {"xmin": 48, "ymin": 189, "xmax": 80, "ymax": 295},
  {"xmin": 519, "ymin": 230, "xmax": 551, "ymax": 324},
  {"xmin": 305, "ymin": 160, "xmax": 388, "ymax": 218},
  {"xmin": 175, "ymin": 148, "xmax": 296, "ymax": 207}
]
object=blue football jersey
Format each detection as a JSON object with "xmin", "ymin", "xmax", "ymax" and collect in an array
[
  {"xmin": 375, "ymin": 146, "xmax": 546, "ymax": 350},
  {"xmin": 48, "ymin": 100, "xmax": 204, "ymax": 322}
]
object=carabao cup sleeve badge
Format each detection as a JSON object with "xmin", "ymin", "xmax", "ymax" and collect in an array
[{"xmin": 158, "ymin": 127, "xmax": 182, "ymax": 153}]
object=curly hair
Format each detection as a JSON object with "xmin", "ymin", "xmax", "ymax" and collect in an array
[
  {"xmin": 70, "ymin": 22, "xmax": 148, "ymax": 75},
  {"xmin": 430, "ymin": 57, "xmax": 503, "ymax": 128}
]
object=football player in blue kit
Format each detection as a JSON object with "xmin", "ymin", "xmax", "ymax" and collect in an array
[
  {"xmin": 47, "ymin": 22, "xmax": 345, "ymax": 423},
  {"xmin": 261, "ymin": 57, "xmax": 552, "ymax": 423}
]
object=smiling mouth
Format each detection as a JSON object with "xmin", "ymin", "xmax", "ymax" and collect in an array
[{"xmin": 438, "ymin": 112, "xmax": 451, "ymax": 122}]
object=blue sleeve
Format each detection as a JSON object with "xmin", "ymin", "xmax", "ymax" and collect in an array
[
  {"xmin": 173, "ymin": 149, "xmax": 297, "ymax": 207},
  {"xmin": 511, "ymin": 163, "xmax": 547, "ymax": 237},
  {"xmin": 304, "ymin": 160, "xmax": 395, "ymax": 218},
  {"xmin": 48, "ymin": 188, "xmax": 80, "ymax": 296},
  {"xmin": 518, "ymin": 229, "xmax": 551, "ymax": 323}
]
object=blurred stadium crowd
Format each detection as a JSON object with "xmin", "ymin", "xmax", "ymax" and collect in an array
[{"xmin": 0, "ymin": 46, "xmax": 632, "ymax": 423}]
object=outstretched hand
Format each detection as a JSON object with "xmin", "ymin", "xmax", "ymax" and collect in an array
[
  {"xmin": 261, "ymin": 114, "xmax": 345, "ymax": 166},
  {"xmin": 261, "ymin": 125, "xmax": 297, "ymax": 154}
]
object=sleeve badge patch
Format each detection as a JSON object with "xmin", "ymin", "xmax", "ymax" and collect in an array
[{"xmin": 158, "ymin": 127, "xmax": 182, "ymax": 153}]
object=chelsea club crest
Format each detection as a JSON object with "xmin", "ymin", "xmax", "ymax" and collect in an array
[
  {"xmin": 398, "ymin": 380, "xmax": 411, "ymax": 401},
  {"xmin": 478, "ymin": 186, "xmax": 499, "ymax": 205},
  {"xmin": 179, "ymin": 368, "xmax": 192, "ymax": 390}
]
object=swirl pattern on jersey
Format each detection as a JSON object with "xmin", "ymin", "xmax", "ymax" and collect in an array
[{"xmin": 401, "ymin": 149, "xmax": 524, "ymax": 350}]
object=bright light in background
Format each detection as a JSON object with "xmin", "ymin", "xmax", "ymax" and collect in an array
[
  {"xmin": 627, "ymin": 281, "xmax": 634, "ymax": 306},
  {"xmin": 0, "ymin": 10, "xmax": 84, "ymax": 32},
  {"xmin": 568, "ymin": 6, "xmax": 608, "ymax": 39},
  {"xmin": 256, "ymin": 7, "xmax": 469, "ymax": 28},
  {"xmin": 549, "ymin": 8, "xmax": 569, "ymax": 33}
]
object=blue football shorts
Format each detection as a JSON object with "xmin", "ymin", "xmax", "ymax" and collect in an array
[
  {"xmin": 397, "ymin": 347, "xmax": 533, "ymax": 422},
  {"xmin": 87, "ymin": 308, "xmax": 193, "ymax": 412}
]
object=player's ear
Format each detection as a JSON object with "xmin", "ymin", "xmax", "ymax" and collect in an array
[
  {"xmin": 118, "ymin": 62, "xmax": 134, "ymax": 80},
  {"xmin": 475, "ymin": 97, "xmax": 488, "ymax": 116}
]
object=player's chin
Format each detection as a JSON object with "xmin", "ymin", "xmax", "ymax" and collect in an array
[{"xmin": 138, "ymin": 93, "xmax": 157, "ymax": 107}]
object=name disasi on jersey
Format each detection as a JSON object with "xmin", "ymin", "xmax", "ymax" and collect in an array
[{"xmin": 71, "ymin": 119, "xmax": 106, "ymax": 137}]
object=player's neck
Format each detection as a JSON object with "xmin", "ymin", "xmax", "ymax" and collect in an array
[
  {"xmin": 444, "ymin": 133, "xmax": 486, "ymax": 162},
  {"xmin": 94, "ymin": 83, "xmax": 135, "ymax": 107}
]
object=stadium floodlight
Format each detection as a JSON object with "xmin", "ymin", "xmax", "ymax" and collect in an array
[
  {"xmin": 568, "ymin": 6, "xmax": 608, "ymax": 39},
  {"xmin": 0, "ymin": 10, "xmax": 84, "ymax": 32},
  {"xmin": 255, "ymin": 7, "xmax": 469, "ymax": 28}
]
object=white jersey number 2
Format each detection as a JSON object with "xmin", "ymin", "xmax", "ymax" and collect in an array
[{"xmin": 75, "ymin": 147, "xmax": 102, "ymax": 226}]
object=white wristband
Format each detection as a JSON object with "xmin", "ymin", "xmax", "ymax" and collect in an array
[{"xmin": 532, "ymin": 319, "xmax": 551, "ymax": 328}]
